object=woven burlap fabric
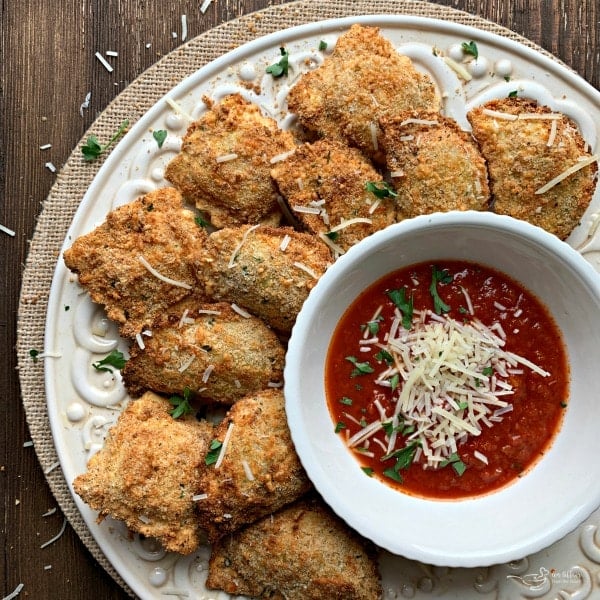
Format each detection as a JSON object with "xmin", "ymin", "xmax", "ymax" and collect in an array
[{"xmin": 16, "ymin": 1, "xmax": 563, "ymax": 596}]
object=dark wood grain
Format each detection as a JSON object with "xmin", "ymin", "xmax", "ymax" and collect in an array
[{"xmin": 1, "ymin": 1, "xmax": 598, "ymax": 598}]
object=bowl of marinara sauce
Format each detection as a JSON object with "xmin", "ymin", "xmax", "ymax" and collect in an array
[{"xmin": 284, "ymin": 210, "xmax": 600, "ymax": 568}]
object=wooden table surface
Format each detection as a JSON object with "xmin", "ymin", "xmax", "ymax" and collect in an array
[{"xmin": 2, "ymin": 0, "xmax": 598, "ymax": 598}]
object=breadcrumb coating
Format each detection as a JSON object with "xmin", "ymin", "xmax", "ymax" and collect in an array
[{"xmin": 73, "ymin": 392, "xmax": 213, "ymax": 554}]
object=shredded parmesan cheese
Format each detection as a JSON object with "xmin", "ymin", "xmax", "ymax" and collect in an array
[
  {"xmin": 443, "ymin": 56, "xmax": 473, "ymax": 81},
  {"xmin": 547, "ymin": 118, "xmax": 558, "ymax": 147},
  {"xmin": 40, "ymin": 518, "xmax": 67, "ymax": 549},
  {"xmin": 42, "ymin": 508, "xmax": 57, "ymax": 517},
  {"xmin": 369, "ymin": 122, "xmax": 379, "ymax": 150},
  {"xmin": 181, "ymin": 14, "xmax": 188, "ymax": 41},
  {"xmin": 43, "ymin": 460, "xmax": 60, "ymax": 475},
  {"xmin": 135, "ymin": 333, "xmax": 145, "ymax": 350},
  {"xmin": 481, "ymin": 108, "xmax": 518, "ymax": 121},
  {"xmin": 200, "ymin": 0, "xmax": 213, "ymax": 13},
  {"xmin": 95, "ymin": 51, "xmax": 114, "ymax": 72},
  {"xmin": 292, "ymin": 204, "xmax": 321, "ymax": 215},
  {"xmin": 39, "ymin": 143, "xmax": 52, "ymax": 150},
  {"xmin": 79, "ymin": 91, "xmax": 91, "ymax": 116},
  {"xmin": 2, "ymin": 583, "xmax": 24, "ymax": 600},
  {"xmin": 138, "ymin": 255, "xmax": 192, "ymax": 289},
  {"xmin": 293, "ymin": 262, "xmax": 319, "ymax": 279},
  {"xmin": 192, "ymin": 493, "xmax": 208, "ymax": 501},
  {"xmin": 216, "ymin": 152, "xmax": 238, "ymax": 163},
  {"xmin": 279, "ymin": 234, "xmax": 291, "ymax": 251},
  {"xmin": 231, "ymin": 303, "xmax": 252, "ymax": 318},
  {"xmin": 400, "ymin": 118, "xmax": 439, "ymax": 126},
  {"xmin": 164, "ymin": 97, "xmax": 194, "ymax": 122},
  {"xmin": 535, "ymin": 154, "xmax": 598, "ymax": 195},
  {"xmin": 178, "ymin": 355, "xmax": 195, "ymax": 373},
  {"xmin": 214, "ymin": 422, "xmax": 234, "ymax": 468},
  {"xmin": 270, "ymin": 149, "xmax": 296, "ymax": 164},
  {"xmin": 0, "ymin": 224, "xmax": 16, "ymax": 237},
  {"xmin": 228, "ymin": 224, "xmax": 260, "ymax": 268},
  {"xmin": 318, "ymin": 232, "xmax": 345, "ymax": 256},
  {"xmin": 328, "ymin": 217, "xmax": 373, "ymax": 233},
  {"xmin": 202, "ymin": 364, "xmax": 215, "ymax": 383},
  {"xmin": 45, "ymin": 162, "xmax": 57, "ymax": 173},
  {"xmin": 241, "ymin": 460, "xmax": 255, "ymax": 481}
]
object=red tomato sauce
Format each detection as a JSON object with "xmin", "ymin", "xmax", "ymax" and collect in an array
[{"xmin": 325, "ymin": 261, "xmax": 569, "ymax": 499}]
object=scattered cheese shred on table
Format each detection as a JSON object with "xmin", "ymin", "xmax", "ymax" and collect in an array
[
  {"xmin": 0, "ymin": 224, "xmax": 16, "ymax": 237},
  {"xmin": 94, "ymin": 51, "xmax": 114, "ymax": 72},
  {"xmin": 40, "ymin": 518, "xmax": 67, "ymax": 549},
  {"xmin": 2, "ymin": 583, "xmax": 24, "ymax": 600},
  {"xmin": 200, "ymin": 0, "xmax": 214, "ymax": 14}
]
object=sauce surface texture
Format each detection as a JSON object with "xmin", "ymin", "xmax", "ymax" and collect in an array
[{"xmin": 325, "ymin": 260, "xmax": 569, "ymax": 499}]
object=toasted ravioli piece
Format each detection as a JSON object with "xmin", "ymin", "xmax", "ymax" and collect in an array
[
  {"xmin": 287, "ymin": 24, "xmax": 439, "ymax": 162},
  {"xmin": 63, "ymin": 187, "xmax": 207, "ymax": 338},
  {"xmin": 271, "ymin": 139, "xmax": 396, "ymax": 252},
  {"xmin": 380, "ymin": 111, "xmax": 490, "ymax": 220},
  {"xmin": 164, "ymin": 93, "xmax": 297, "ymax": 227},
  {"xmin": 72, "ymin": 392, "xmax": 213, "ymax": 555},
  {"xmin": 206, "ymin": 496, "xmax": 382, "ymax": 599},
  {"xmin": 467, "ymin": 98, "xmax": 597, "ymax": 239},
  {"xmin": 196, "ymin": 388, "xmax": 311, "ymax": 541},
  {"xmin": 200, "ymin": 225, "xmax": 331, "ymax": 332},
  {"xmin": 122, "ymin": 301, "xmax": 285, "ymax": 403}
]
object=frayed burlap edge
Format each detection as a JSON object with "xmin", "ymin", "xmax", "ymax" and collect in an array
[{"xmin": 15, "ymin": 1, "xmax": 563, "ymax": 597}]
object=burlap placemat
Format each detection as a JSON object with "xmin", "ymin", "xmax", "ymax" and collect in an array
[{"xmin": 16, "ymin": 1, "xmax": 566, "ymax": 596}]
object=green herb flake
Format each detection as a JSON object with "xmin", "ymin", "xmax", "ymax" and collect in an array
[
  {"xmin": 504, "ymin": 75, "xmax": 511, "ymax": 82},
  {"xmin": 339, "ymin": 396, "xmax": 353, "ymax": 406},
  {"xmin": 168, "ymin": 387, "xmax": 194, "ymax": 419},
  {"xmin": 461, "ymin": 41, "xmax": 479, "ymax": 59},
  {"xmin": 318, "ymin": 40, "xmax": 328, "ymax": 51},
  {"xmin": 375, "ymin": 349, "xmax": 394, "ymax": 364},
  {"xmin": 82, "ymin": 119, "xmax": 129, "ymax": 162},
  {"xmin": 383, "ymin": 467, "xmax": 404, "ymax": 482},
  {"xmin": 508, "ymin": 90, "xmax": 518, "ymax": 98},
  {"xmin": 64, "ymin": 305, "xmax": 70, "ymax": 311},
  {"xmin": 560, "ymin": 401, "xmax": 568, "ymax": 408},
  {"xmin": 335, "ymin": 421, "xmax": 347, "ymax": 433},
  {"xmin": 390, "ymin": 373, "xmax": 400, "ymax": 391},
  {"xmin": 365, "ymin": 181, "xmax": 398, "ymax": 199},
  {"xmin": 266, "ymin": 47, "xmax": 289, "ymax": 78},
  {"xmin": 381, "ymin": 443, "xmax": 419, "ymax": 484},
  {"xmin": 92, "ymin": 349, "xmax": 127, "ymax": 373},
  {"xmin": 430, "ymin": 266, "xmax": 452, "ymax": 314},
  {"xmin": 205, "ymin": 438, "xmax": 223, "ymax": 466},
  {"xmin": 325, "ymin": 230, "xmax": 340, "ymax": 241},
  {"xmin": 153, "ymin": 129, "xmax": 168, "ymax": 148},
  {"xmin": 195, "ymin": 215, "xmax": 210, "ymax": 228},
  {"xmin": 482, "ymin": 366, "xmax": 494, "ymax": 377},
  {"xmin": 29, "ymin": 349, "xmax": 40, "ymax": 362},
  {"xmin": 345, "ymin": 356, "xmax": 374, "ymax": 377},
  {"xmin": 361, "ymin": 466, "xmax": 374, "ymax": 476},
  {"xmin": 387, "ymin": 287, "xmax": 414, "ymax": 329},
  {"xmin": 440, "ymin": 452, "xmax": 467, "ymax": 476},
  {"xmin": 459, "ymin": 306, "xmax": 468, "ymax": 314}
]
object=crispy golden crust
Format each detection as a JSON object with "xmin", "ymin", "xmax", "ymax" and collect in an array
[
  {"xmin": 287, "ymin": 24, "xmax": 439, "ymax": 162},
  {"xmin": 63, "ymin": 187, "xmax": 207, "ymax": 338},
  {"xmin": 199, "ymin": 225, "xmax": 331, "ymax": 332},
  {"xmin": 72, "ymin": 392, "xmax": 213, "ymax": 555},
  {"xmin": 122, "ymin": 301, "xmax": 285, "ymax": 403},
  {"xmin": 206, "ymin": 495, "xmax": 382, "ymax": 599},
  {"xmin": 196, "ymin": 388, "xmax": 311, "ymax": 542},
  {"xmin": 271, "ymin": 139, "xmax": 396, "ymax": 252},
  {"xmin": 467, "ymin": 97, "xmax": 597, "ymax": 239},
  {"xmin": 164, "ymin": 93, "xmax": 297, "ymax": 227},
  {"xmin": 380, "ymin": 111, "xmax": 491, "ymax": 219}
]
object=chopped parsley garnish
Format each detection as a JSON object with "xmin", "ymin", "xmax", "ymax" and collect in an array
[
  {"xmin": 504, "ymin": 75, "xmax": 512, "ymax": 82},
  {"xmin": 361, "ymin": 467, "xmax": 374, "ymax": 476},
  {"xmin": 482, "ymin": 366, "xmax": 494, "ymax": 377},
  {"xmin": 508, "ymin": 90, "xmax": 518, "ymax": 98},
  {"xmin": 335, "ymin": 421, "xmax": 346, "ymax": 433},
  {"xmin": 560, "ymin": 401, "xmax": 568, "ymax": 408},
  {"xmin": 365, "ymin": 181, "xmax": 398, "ymax": 199},
  {"xmin": 318, "ymin": 40, "xmax": 328, "ymax": 51},
  {"xmin": 82, "ymin": 119, "xmax": 129, "ymax": 161},
  {"xmin": 266, "ymin": 47, "xmax": 289, "ymax": 78},
  {"xmin": 195, "ymin": 215, "xmax": 210, "ymax": 228},
  {"xmin": 461, "ymin": 40, "xmax": 479, "ymax": 59},
  {"xmin": 345, "ymin": 356, "xmax": 374, "ymax": 377},
  {"xmin": 325, "ymin": 230, "xmax": 340, "ymax": 241},
  {"xmin": 387, "ymin": 287, "xmax": 413, "ymax": 329},
  {"xmin": 440, "ymin": 452, "xmax": 467, "ymax": 476},
  {"xmin": 152, "ymin": 129, "xmax": 167, "ymax": 148},
  {"xmin": 92, "ymin": 349, "xmax": 126, "ymax": 373},
  {"xmin": 339, "ymin": 396, "xmax": 353, "ymax": 405},
  {"xmin": 64, "ymin": 305, "xmax": 70, "ymax": 311},
  {"xmin": 362, "ymin": 315, "xmax": 383, "ymax": 336},
  {"xmin": 375, "ymin": 349, "xmax": 394, "ymax": 364},
  {"xmin": 390, "ymin": 373, "xmax": 400, "ymax": 391},
  {"xmin": 382, "ymin": 443, "xmax": 418, "ymax": 483},
  {"xmin": 29, "ymin": 349, "xmax": 40, "ymax": 362},
  {"xmin": 168, "ymin": 386, "xmax": 194, "ymax": 419},
  {"xmin": 430, "ymin": 266, "xmax": 452, "ymax": 314},
  {"xmin": 205, "ymin": 439, "xmax": 223, "ymax": 466}
]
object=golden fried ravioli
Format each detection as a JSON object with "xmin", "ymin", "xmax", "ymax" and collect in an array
[
  {"xmin": 380, "ymin": 111, "xmax": 490, "ymax": 220},
  {"xmin": 467, "ymin": 97, "xmax": 598, "ymax": 239},
  {"xmin": 206, "ymin": 495, "xmax": 382, "ymax": 599},
  {"xmin": 199, "ymin": 225, "xmax": 331, "ymax": 332},
  {"xmin": 271, "ymin": 139, "xmax": 396, "ymax": 253},
  {"xmin": 196, "ymin": 388, "xmax": 311, "ymax": 541},
  {"xmin": 122, "ymin": 301, "xmax": 285, "ymax": 404},
  {"xmin": 165, "ymin": 93, "xmax": 297, "ymax": 227},
  {"xmin": 72, "ymin": 392, "xmax": 213, "ymax": 554},
  {"xmin": 287, "ymin": 24, "xmax": 439, "ymax": 162},
  {"xmin": 63, "ymin": 187, "xmax": 207, "ymax": 338}
]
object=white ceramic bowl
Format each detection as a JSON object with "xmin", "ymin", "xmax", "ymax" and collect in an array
[{"xmin": 284, "ymin": 211, "xmax": 600, "ymax": 568}]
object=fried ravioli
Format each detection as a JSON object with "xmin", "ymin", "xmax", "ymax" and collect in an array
[
  {"xmin": 467, "ymin": 97, "xmax": 598, "ymax": 239},
  {"xmin": 287, "ymin": 24, "xmax": 439, "ymax": 162},
  {"xmin": 63, "ymin": 187, "xmax": 207, "ymax": 338},
  {"xmin": 122, "ymin": 301, "xmax": 285, "ymax": 404},
  {"xmin": 72, "ymin": 392, "xmax": 213, "ymax": 555},
  {"xmin": 271, "ymin": 139, "xmax": 396, "ymax": 252},
  {"xmin": 164, "ymin": 93, "xmax": 297, "ymax": 227},
  {"xmin": 199, "ymin": 225, "xmax": 331, "ymax": 332},
  {"xmin": 380, "ymin": 111, "xmax": 490, "ymax": 220},
  {"xmin": 196, "ymin": 388, "xmax": 311, "ymax": 542},
  {"xmin": 206, "ymin": 495, "xmax": 382, "ymax": 599}
]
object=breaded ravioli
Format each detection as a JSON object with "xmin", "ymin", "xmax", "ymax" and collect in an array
[
  {"xmin": 271, "ymin": 139, "xmax": 396, "ymax": 253},
  {"xmin": 206, "ymin": 495, "xmax": 382, "ymax": 599},
  {"xmin": 72, "ymin": 392, "xmax": 213, "ymax": 555},
  {"xmin": 467, "ymin": 97, "xmax": 598, "ymax": 239},
  {"xmin": 196, "ymin": 388, "xmax": 311, "ymax": 542},
  {"xmin": 164, "ymin": 93, "xmax": 297, "ymax": 227},
  {"xmin": 287, "ymin": 24, "xmax": 439, "ymax": 162},
  {"xmin": 380, "ymin": 111, "xmax": 490, "ymax": 220},
  {"xmin": 63, "ymin": 187, "xmax": 207, "ymax": 338},
  {"xmin": 199, "ymin": 225, "xmax": 331, "ymax": 332},
  {"xmin": 122, "ymin": 301, "xmax": 285, "ymax": 404}
]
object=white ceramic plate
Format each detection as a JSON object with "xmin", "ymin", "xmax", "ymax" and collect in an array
[{"xmin": 45, "ymin": 15, "xmax": 600, "ymax": 600}]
